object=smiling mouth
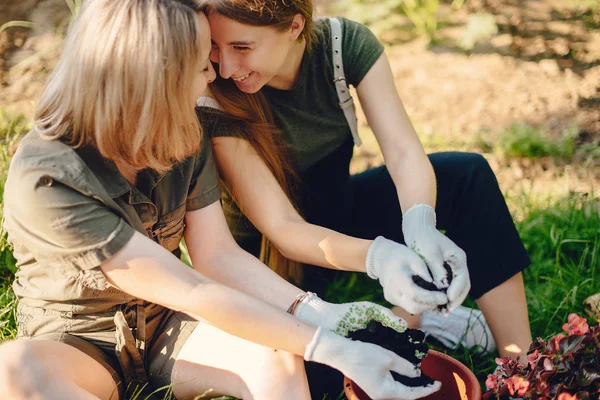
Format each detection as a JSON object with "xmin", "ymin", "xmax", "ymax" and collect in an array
[{"xmin": 232, "ymin": 72, "xmax": 252, "ymax": 82}]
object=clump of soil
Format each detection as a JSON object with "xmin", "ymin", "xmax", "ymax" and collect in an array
[
  {"xmin": 348, "ymin": 320, "xmax": 435, "ymax": 387},
  {"xmin": 412, "ymin": 262, "xmax": 454, "ymax": 312}
]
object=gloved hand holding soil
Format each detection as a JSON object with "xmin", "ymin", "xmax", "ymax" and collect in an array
[
  {"xmin": 348, "ymin": 320, "xmax": 437, "ymax": 388},
  {"xmin": 294, "ymin": 293, "xmax": 440, "ymax": 396},
  {"xmin": 412, "ymin": 261, "xmax": 454, "ymax": 313}
]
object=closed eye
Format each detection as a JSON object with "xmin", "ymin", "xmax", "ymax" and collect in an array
[{"xmin": 201, "ymin": 57, "xmax": 211, "ymax": 73}]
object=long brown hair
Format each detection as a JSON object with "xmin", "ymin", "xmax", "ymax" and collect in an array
[
  {"xmin": 209, "ymin": 76, "xmax": 304, "ymax": 284},
  {"xmin": 202, "ymin": 0, "xmax": 318, "ymax": 284}
]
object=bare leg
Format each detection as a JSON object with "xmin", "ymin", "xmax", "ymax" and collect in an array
[
  {"xmin": 0, "ymin": 339, "xmax": 119, "ymax": 400},
  {"xmin": 393, "ymin": 274, "xmax": 531, "ymax": 360},
  {"xmin": 172, "ymin": 322, "xmax": 311, "ymax": 400},
  {"xmin": 476, "ymin": 272, "xmax": 532, "ymax": 361}
]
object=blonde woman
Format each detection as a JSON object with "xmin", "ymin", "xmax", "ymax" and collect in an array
[{"xmin": 0, "ymin": 1, "xmax": 441, "ymax": 399}]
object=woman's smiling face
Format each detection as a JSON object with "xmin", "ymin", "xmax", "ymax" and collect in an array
[{"xmin": 206, "ymin": 11, "xmax": 303, "ymax": 93}]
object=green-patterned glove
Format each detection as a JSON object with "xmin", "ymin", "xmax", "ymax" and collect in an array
[
  {"xmin": 304, "ymin": 327, "xmax": 441, "ymax": 400},
  {"xmin": 294, "ymin": 292, "xmax": 407, "ymax": 337}
]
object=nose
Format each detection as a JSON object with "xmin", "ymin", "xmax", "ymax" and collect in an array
[{"xmin": 213, "ymin": 49, "xmax": 238, "ymax": 80}]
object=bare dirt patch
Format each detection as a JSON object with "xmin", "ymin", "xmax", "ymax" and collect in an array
[
  {"xmin": 0, "ymin": 0, "xmax": 70, "ymax": 120},
  {"xmin": 345, "ymin": 0, "xmax": 600, "ymax": 200}
]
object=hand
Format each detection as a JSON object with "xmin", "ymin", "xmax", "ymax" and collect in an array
[
  {"xmin": 366, "ymin": 237, "xmax": 449, "ymax": 314},
  {"xmin": 294, "ymin": 293, "xmax": 408, "ymax": 337},
  {"xmin": 402, "ymin": 204, "xmax": 470, "ymax": 312},
  {"xmin": 305, "ymin": 327, "xmax": 441, "ymax": 400}
]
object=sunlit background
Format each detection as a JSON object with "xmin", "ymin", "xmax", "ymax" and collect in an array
[{"xmin": 0, "ymin": 0, "xmax": 599, "ymax": 397}]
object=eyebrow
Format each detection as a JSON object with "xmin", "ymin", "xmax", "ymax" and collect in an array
[{"xmin": 211, "ymin": 40, "xmax": 255, "ymax": 46}]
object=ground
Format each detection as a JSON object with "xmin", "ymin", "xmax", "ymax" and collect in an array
[{"xmin": 1, "ymin": 0, "xmax": 599, "ymax": 212}]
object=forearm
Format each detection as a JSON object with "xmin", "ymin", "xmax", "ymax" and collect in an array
[
  {"xmin": 385, "ymin": 145, "xmax": 437, "ymax": 213},
  {"xmin": 189, "ymin": 243, "xmax": 302, "ymax": 311},
  {"xmin": 101, "ymin": 232, "xmax": 315, "ymax": 356},
  {"xmin": 184, "ymin": 203, "xmax": 302, "ymax": 311},
  {"xmin": 267, "ymin": 220, "xmax": 371, "ymax": 273},
  {"xmin": 186, "ymin": 282, "xmax": 315, "ymax": 355},
  {"xmin": 211, "ymin": 137, "xmax": 370, "ymax": 273},
  {"xmin": 356, "ymin": 53, "xmax": 437, "ymax": 213}
]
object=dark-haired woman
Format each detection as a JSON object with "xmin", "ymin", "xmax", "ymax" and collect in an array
[{"xmin": 199, "ymin": 0, "xmax": 532, "ymax": 374}]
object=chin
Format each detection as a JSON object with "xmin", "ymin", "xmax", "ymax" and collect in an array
[
  {"xmin": 236, "ymin": 82, "xmax": 263, "ymax": 94},
  {"xmin": 234, "ymin": 74, "xmax": 268, "ymax": 94},
  {"xmin": 234, "ymin": 86, "xmax": 256, "ymax": 94}
]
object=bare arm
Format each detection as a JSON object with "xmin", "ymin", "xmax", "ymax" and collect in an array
[
  {"xmin": 356, "ymin": 52, "xmax": 436, "ymax": 212},
  {"xmin": 99, "ymin": 227, "xmax": 315, "ymax": 356},
  {"xmin": 212, "ymin": 137, "xmax": 371, "ymax": 272},
  {"xmin": 183, "ymin": 201, "xmax": 302, "ymax": 310}
]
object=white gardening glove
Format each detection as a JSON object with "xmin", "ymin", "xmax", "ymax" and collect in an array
[
  {"xmin": 305, "ymin": 327, "xmax": 441, "ymax": 400},
  {"xmin": 294, "ymin": 293, "xmax": 408, "ymax": 337},
  {"xmin": 402, "ymin": 204, "xmax": 470, "ymax": 313},
  {"xmin": 366, "ymin": 237, "xmax": 448, "ymax": 315}
]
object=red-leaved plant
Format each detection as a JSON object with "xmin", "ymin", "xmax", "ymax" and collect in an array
[{"xmin": 483, "ymin": 313, "xmax": 600, "ymax": 400}]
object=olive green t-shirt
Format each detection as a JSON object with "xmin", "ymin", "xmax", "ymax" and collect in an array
[
  {"xmin": 201, "ymin": 17, "xmax": 385, "ymax": 172},
  {"xmin": 3, "ymin": 128, "xmax": 220, "ymax": 313}
]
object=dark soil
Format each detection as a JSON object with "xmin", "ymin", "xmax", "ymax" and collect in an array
[
  {"xmin": 412, "ymin": 262, "xmax": 454, "ymax": 312},
  {"xmin": 348, "ymin": 320, "xmax": 435, "ymax": 387}
]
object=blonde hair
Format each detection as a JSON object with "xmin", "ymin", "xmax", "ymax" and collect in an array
[{"xmin": 35, "ymin": 0, "xmax": 205, "ymax": 173}]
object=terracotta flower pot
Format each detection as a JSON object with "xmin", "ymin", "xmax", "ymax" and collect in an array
[{"xmin": 344, "ymin": 350, "xmax": 482, "ymax": 400}]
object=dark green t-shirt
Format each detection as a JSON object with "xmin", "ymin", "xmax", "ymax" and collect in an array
[
  {"xmin": 197, "ymin": 17, "xmax": 384, "ymax": 245},
  {"xmin": 201, "ymin": 17, "xmax": 384, "ymax": 172}
]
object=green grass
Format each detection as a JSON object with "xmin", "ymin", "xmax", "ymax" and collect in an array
[
  {"xmin": 0, "ymin": 110, "xmax": 29, "ymax": 342},
  {"xmin": 340, "ymin": 0, "xmax": 444, "ymax": 44},
  {"xmin": 0, "ymin": 282, "xmax": 16, "ymax": 342},
  {"xmin": 477, "ymin": 123, "xmax": 582, "ymax": 160},
  {"xmin": 412, "ymin": 122, "xmax": 600, "ymax": 164},
  {"xmin": 519, "ymin": 194, "xmax": 599, "ymax": 337},
  {"xmin": 0, "ymin": 112, "xmax": 598, "ymax": 397}
]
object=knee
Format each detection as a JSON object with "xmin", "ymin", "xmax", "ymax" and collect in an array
[
  {"xmin": 463, "ymin": 153, "xmax": 495, "ymax": 180},
  {"xmin": 447, "ymin": 152, "xmax": 491, "ymax": 174},
  {"xmin": 0, "ymin": 340, "xmax": 39, "ymax": 396},
  {"xmin": 0, "ymin": 341, "xmax": 26, "ymax": 380},
  {"xmin": 441, "ymin": 152, "xmax": 497, "ymax": 187},
  {"xmin": 250, "ymin": 352, "xmax": 310, "ymax": 400}
]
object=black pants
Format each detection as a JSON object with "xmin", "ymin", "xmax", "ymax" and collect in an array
[
  {"xmin": 230, "ymin": 150, "xmax": 530, "ymax": 299},
  {"xmin": 225, "ymin": 146, "xmax": 531, "ymax": 398}
]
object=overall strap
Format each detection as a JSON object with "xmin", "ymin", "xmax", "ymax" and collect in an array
[{"xmin": 329, "ymin": 17, "xmax": 361, "ymax": 147}]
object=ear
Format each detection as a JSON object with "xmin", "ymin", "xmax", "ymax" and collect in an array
[{"xmin": 289, "ymin": 14, "xmax": 305, "ymax": 41}]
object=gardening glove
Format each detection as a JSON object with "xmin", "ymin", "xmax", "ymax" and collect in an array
[
  {"xmin": 305, "ymin": 327, "xmax": 442, "ymax": 400},
  {"xmin": 402, "ymin": 204, "xmax": 470, "ymax": 313},
  {"xmin": 294, "ymin": 292, "xmax": 408, "ymax": 337},
  {"xmin": 366, "ymin": 236, "xmax": 449, "ymax": 315}
]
